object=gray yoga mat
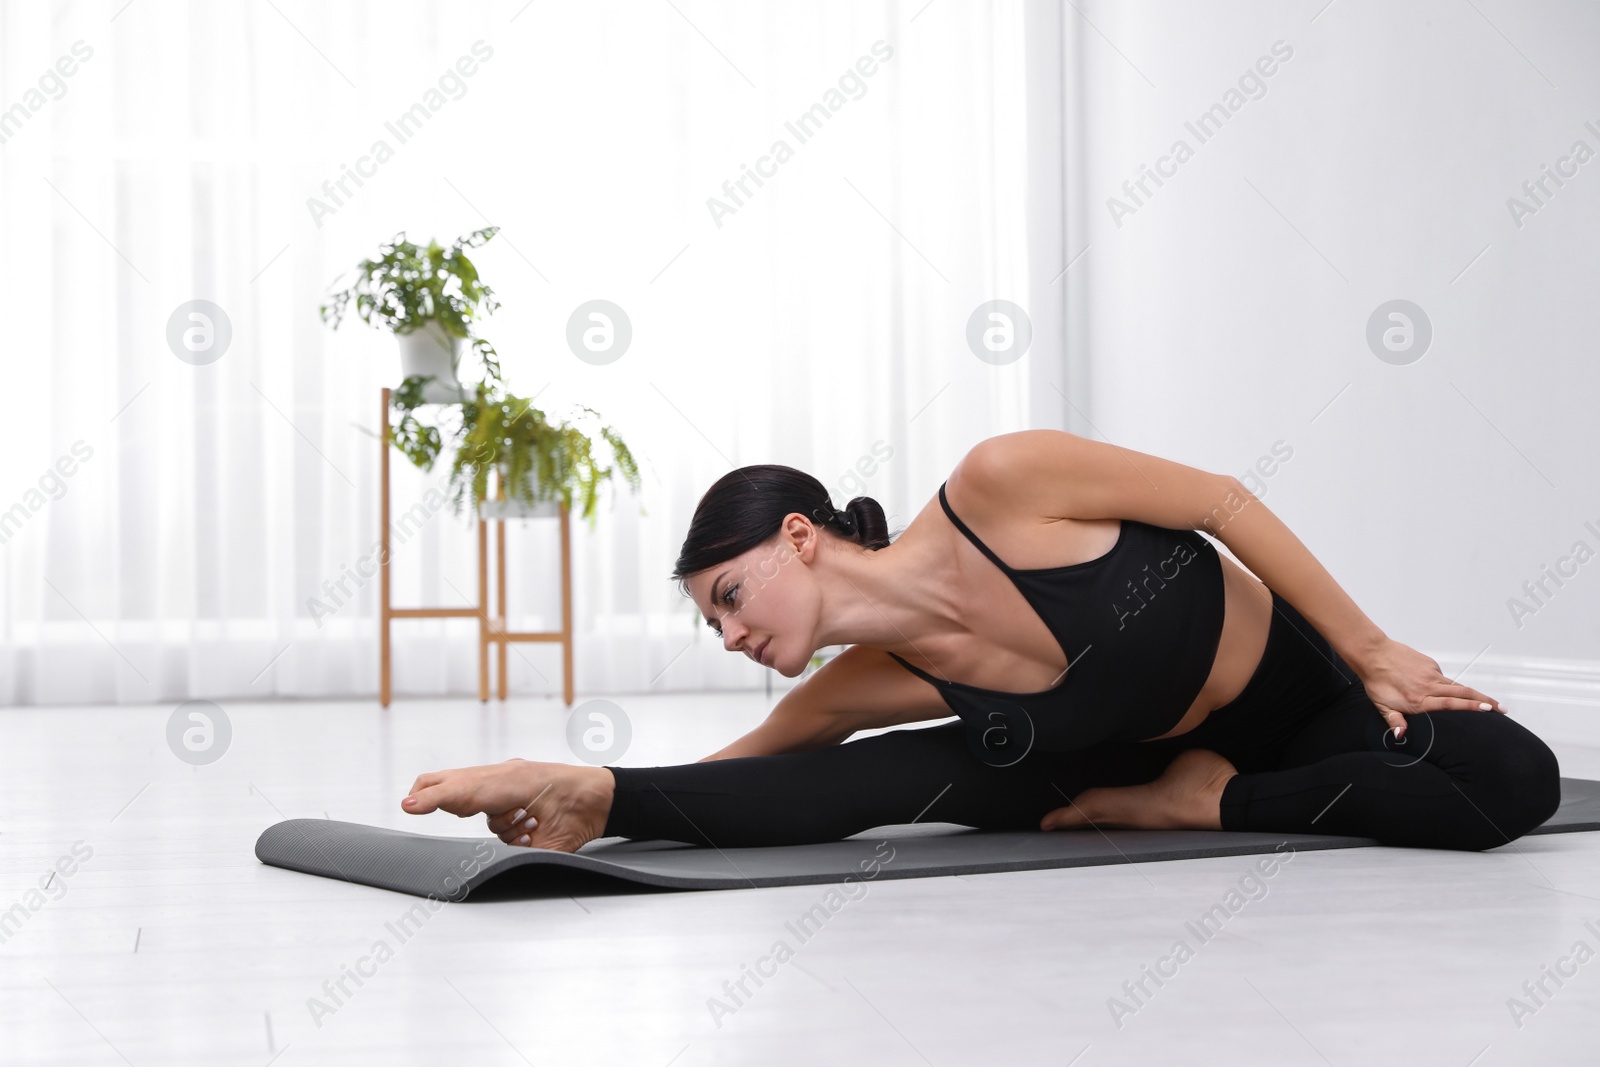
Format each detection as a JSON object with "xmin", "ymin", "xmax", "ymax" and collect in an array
[{"xmin": 255, "ymin": 776, "xmax": 1600, "ymax": 899}]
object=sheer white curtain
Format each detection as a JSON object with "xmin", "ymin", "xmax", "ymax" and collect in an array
[{"xmin": 0, "ymin": 0, "xmax": 1050, "ymax": 705}]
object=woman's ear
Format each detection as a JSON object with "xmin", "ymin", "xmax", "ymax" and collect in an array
[{"xmin": 782, "ymin": 512, "xmax": 820, "ymax": 562}]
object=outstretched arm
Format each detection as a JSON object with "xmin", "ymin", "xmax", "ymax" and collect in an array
[
  {"xmin": 1206, "ymin": 480, "xmax": 1503, "ymax": 736},
  {"xmin": 698, "ymin": 695, "xmax": 846, "ymax": 761},
  {"xmin": 966, "ymin": 429, "xmax": 1393, "ymax": 666},
  {"xmin": 699, "ymin": 645, "xmax": 954, "ymax": 761},
  {"xmin": 968, "ymin": 429, "xmax": 1504, "ymax": 738},
  {"xmin": 1206, "ymin": 482, "xmax": 1392, "ymax": 671}
]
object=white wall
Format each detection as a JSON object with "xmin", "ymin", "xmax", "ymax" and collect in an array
[{"xmin": 1052, "ymin": 0, "xmax": 1600, "ymax": 714}]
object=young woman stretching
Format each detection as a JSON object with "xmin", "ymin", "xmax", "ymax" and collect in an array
[{"xmin": 400, "ymin": 430, "xmax": 1562, "ymax": 854}]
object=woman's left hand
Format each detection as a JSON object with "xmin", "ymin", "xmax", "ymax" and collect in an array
[
  {"xmin": 1356, "ymin": 638, "xmax": 1505, "ymax": 740},
  {"xmin": 401, "ymin": 758, "xmax": 538, "ymax": 819}
]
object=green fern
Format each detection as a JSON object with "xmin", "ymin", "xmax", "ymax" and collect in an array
[{"xmin": 443, "ymin": 383, "xmax": 642, "ymax": 527}]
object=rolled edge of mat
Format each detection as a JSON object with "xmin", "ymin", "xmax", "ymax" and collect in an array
[
  {"xmin": 256, "ymin": 819, "xmax": 493, "ymax": 900},
  {"xmin": 254, "ymin": 819, "xmax": 730, "ymax": 897}
]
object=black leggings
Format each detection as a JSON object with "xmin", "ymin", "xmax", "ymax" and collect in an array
[{"xmin": 602, "ymin": 592, "xmax": 1563, "ymax": 852}]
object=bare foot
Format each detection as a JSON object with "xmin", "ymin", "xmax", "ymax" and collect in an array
[
  {"xmin": 402, "ymin": 758, "xmax": 615, "ymax": 853},
  {"xmin": 1040, "ymin": 749, "xmax": 1238, "ymax": 832}
]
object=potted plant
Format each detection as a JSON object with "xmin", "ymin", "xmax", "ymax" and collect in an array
[
  {"xmin": 382, "ymin": 349, "xmax": 642, "ymax": 526},
  {"xmin": 322, "ymin": 227, "xmax": 642, "ymax": 525},
  {"xmin": 447, "ymin": 383, "xmax": 642, "ymax": 524},
  {"xmin": 320, "ymin": 226, "xmax": 503, "ymax": 402}
]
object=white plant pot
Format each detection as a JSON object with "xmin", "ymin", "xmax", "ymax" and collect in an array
[
  {"xmin": 478, "ymin": 496, "xmax": 564, "ymax": 521},
  {"xmin": 395, "ymin": 320, "xmax": 467, "ymax": 403}
]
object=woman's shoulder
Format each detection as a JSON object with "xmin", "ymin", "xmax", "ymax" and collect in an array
[
  {"xmin": 949, "ymin": 429, "xmax": 1076, "ymax": 491},
  {"xmin": 942, "ymin": 429, "xmax": 1081, "ymax": 525},
  {"xmin": 942, "ymin": 432, "xmax": 1124, "ymax": 570},
  {"xmin": 951, "ymin": 428, "xmax": 1240, "ymax": 537}
]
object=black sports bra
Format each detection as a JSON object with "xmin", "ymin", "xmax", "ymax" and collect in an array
[{"xmin": 887, "ymin": 481, "xmax": 1226, "ymax": 765}]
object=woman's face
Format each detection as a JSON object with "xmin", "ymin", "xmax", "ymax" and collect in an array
[{"xmin": 685, "ymin": 521, "xmax": 821, "ymax": 677}]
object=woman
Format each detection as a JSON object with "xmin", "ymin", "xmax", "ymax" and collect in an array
[{"xmin": 400, "ymin": 430, "xmax": 1562, "ymax": 854}]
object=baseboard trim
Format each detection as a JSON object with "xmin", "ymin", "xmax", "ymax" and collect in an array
[
  {"xmin": 1440, "ymin": 651, "xmax": 1600, "ymax": 703},
  {"xmin": 1438, "ymin": 651, "xmax": 1600, "ymax": 743}
]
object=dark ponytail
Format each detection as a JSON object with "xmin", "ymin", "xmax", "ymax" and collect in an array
[{"xmin": 671, "ymin": 464, "xmax": 892, "ymax": 586}]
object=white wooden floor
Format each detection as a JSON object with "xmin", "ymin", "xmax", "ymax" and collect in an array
[{"xmin": 3, "ymin": 693, "xmax": 1599, "ymax": 1066}]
